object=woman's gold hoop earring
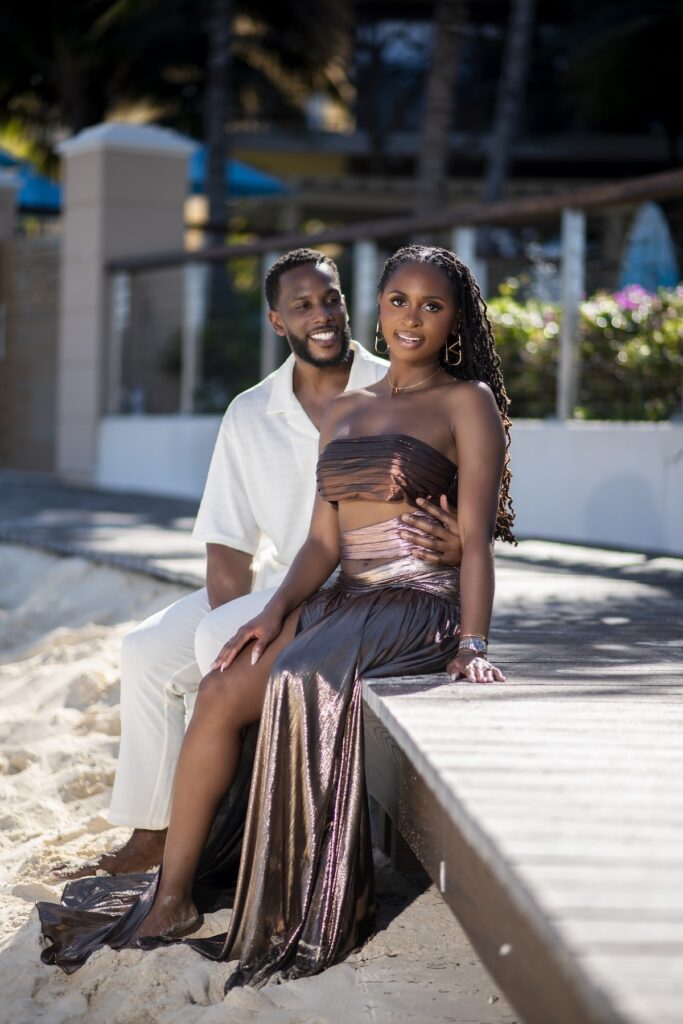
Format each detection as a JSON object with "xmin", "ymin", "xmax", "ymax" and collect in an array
[
  {"xmin": 374, "ymin": 320, "xmax": 389, "ymax": 356},
  {"xmin": 445, "ymin": 331, "xmax": 462, "ymax": 367}
]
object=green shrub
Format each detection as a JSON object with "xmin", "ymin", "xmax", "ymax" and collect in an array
[{"xmin": 488, "ymin": 283, "xmax": 683, "ymax": 421}]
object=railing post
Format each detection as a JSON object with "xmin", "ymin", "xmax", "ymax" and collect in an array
[
  {"xmin": 260, "ymin": 250, "xmax": 281, "ymax": 378},
  {"xmin": 352, "ymin": 240, "xmax": 379, "ymax": 349},
  {"xmin": 107, "ymin": 271, "xmax": 130, "ymax": 413},
  {"xmin": 557, "ymin": 208, "xmax": 586, "ymax": 420},
  {"xmin": 180, "ymin": 262, "xmax": 207, "ymax": 413},
  {"xmin": 451, "ymin": 227, "xmax": 488, "ymax": 297}
]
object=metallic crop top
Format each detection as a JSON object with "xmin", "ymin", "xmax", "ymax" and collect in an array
[{"xmin": 316, "ymin": 433, "xmax": 458, "ymax": 508}]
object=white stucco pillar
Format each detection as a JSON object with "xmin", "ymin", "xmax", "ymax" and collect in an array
[
  {"xmin": 55, "ymin": 123, "xmax": 196, "ymax": 482},
  {"xmin": 260, "ymin": 249, "xmax": 282, "ymax": 378},
  {"xmin": 557, "ymin": 208, "xmax": 586, "ymax": 420},
  {"xmin": 352, "ymin": 240, "xmax": 379, "ymax": 350},
  {"xmin": 451, "ymin": 226, "xmax": 488, "ymax": 298},
  {"xmin": 0, "ymin": 174, "xmax": 19, "ymax": 240}
]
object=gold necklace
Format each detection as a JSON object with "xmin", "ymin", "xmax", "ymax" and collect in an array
[{"xmin": 387, "ymin": 366, "xmax": 442, "ymax": 396}]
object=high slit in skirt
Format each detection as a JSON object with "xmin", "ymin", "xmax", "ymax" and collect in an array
[{"xmin": 38, "ymin": 520, "xmax": 461, "ymax": 989}]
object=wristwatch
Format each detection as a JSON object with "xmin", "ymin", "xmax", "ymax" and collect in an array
[{"xmin": 457, "ymin": 636, "xmax": 488, "ymax": 656}]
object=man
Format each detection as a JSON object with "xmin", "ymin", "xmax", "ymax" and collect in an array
[{"xmin": 64, "ymin": 248, "xmax": 461, "ymax": 877}]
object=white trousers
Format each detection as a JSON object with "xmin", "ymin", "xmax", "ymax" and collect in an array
[{"xmin": 108, "ymin": 586, "xmax": 275, "ymax": 830}]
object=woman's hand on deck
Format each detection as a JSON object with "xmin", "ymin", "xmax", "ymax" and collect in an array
[
  {"xmin": 401, "ymin": 495, "xmax": 462, "ymax": 567},
  {"xmin": 210, "ymin": 606, "xmax": 286, "ymax": 672},
  {"xmin": 447, "ymin": 650, "xmax": 506, "ymax": 684}
]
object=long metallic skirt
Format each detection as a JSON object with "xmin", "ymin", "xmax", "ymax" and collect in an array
[{"xmin": 38, "ymin": 555, "xmax": 460, "ymax": 987}]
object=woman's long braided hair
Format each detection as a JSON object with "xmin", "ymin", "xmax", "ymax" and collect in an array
[{"xmin": 378, "ymin": 244, "xmax": 516, "ymax": 544}]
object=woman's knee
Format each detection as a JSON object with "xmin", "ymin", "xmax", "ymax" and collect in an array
[
  {"xmin": 194, "ymin": 592, "xmax": 273, "ymax": 677},
  {"xmin": 193, "ymin": 669, "xmax": 246, "ymax": 728},
  {"xmin": 194, "ymin": 611, "xmax": 240, "ymax": 678}
]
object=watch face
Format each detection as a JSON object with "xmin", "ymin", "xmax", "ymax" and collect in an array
[{"xmin": 459, "ymin": 637, "xmax": 487, "ymax": 654}]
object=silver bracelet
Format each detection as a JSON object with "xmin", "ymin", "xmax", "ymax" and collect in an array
[{"xmin": 457, "ymin": 636, "xmax": 488, "ymax": 656}]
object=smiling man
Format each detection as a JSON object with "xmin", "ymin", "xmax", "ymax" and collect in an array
[{"xmin": 62, "ymin": 248, "xmax": 462, "ymax": 878}]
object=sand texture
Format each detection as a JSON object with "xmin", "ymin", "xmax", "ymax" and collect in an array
[{"xmin": 0, "ymin": 544, "xmax": 516, "ymax": 1024}]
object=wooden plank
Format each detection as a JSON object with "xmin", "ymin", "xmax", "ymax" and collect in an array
[
  {"xmin": 363, "ymin": 702, "xmax": 627, "ymax": 1024},
  {"xmin": 577, "ymin": 953, "xmax": 683, "ymax": 1024},
  {"xmin": 363, "ymin": 656, "xmax": 683, "ymax": 1024}
]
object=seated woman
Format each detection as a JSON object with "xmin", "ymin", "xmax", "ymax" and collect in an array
[{"xmin": 39, "ymin": 244, "xmax": 515, "ymax": 989}]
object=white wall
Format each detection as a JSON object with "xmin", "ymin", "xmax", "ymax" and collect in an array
[
  {"xmin": 511, "ymin": 421, "xmax": 683, "ymax": 555},
  {"xmin": 96, "ymin": 416, "xmax": 683, "ymax": 555},
  {"xmin": 96, "ymin": 415, "xmax": 221, "ymax": 500}
]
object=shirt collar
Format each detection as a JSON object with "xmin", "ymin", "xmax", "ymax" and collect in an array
[
  {"xmin": 347, "ymin": 340, "xmax": 380, "ymax": 390},
  {"xmin": 265, "ymin": 340, "xmax": 371, "ymax": 416}
]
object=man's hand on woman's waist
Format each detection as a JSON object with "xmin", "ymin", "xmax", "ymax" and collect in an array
[{"xmin": 399, "ymin": 494, "xmax": 462, "ymax": 567}]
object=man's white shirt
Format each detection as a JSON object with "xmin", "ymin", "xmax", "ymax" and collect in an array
[{"xmin": 193, "ymin": 341, "xmax": 388, "ymax": 589}]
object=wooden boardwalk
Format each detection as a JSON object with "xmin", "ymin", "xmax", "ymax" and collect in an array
[
  {"xmin": 364, "ymin": 557, "xmax": 683, "ymax": 1024},
  {"xmin": 4, "ymin": 472, "xmax": 682, "ymax": 1023}
]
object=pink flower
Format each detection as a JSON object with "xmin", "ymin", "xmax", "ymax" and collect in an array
[{"xmin": 613, "ymin": 284, "xmax": 653, "ymax": 310}]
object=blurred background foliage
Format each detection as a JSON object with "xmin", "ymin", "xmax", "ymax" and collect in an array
[
  {"xmin": 2, "ymin": 1, "xmax": 682, "ymax": 172},
  {"xmin": 490, "ymin": 283, "xmax": 683, "ymax": 420},
  {"xmin": 0, "ymin": 0, "xmax": 351, "ymax": 172},
  {"xmin": 1, "ymin": 0, "xmax": 681, "ymax": 422}
]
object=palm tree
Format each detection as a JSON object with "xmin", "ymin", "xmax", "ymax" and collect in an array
[
  {"xmin": 482, "ymin": 0, "xmax": 536, "ymax": 203},
  {"xmin": 566, "ymin": 0, "xmax": 683, "ymax": 165},
  {"xmin": 0, "ymin": 0, "xmax": 350, "ymax": 173},
  {"xmin": 206, "ymin": 0, "xmax": 232, "ymax": 247},
  {"xmin": 413, "ymin": 0, "xmax": 468, "ymax": 217}
]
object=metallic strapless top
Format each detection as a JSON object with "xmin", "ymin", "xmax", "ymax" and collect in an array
[{"xmin": 317, "ymin": 434, "xmax": 458, "ymax": 508}]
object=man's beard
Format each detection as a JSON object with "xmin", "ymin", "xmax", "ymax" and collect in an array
[{"xmin": 287, "ymin": 322, "xmax": 353, "ymax": 368}]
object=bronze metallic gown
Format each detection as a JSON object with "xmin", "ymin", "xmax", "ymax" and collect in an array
[{"xmin": 38, "ymin": 434, "xmax": 462, "ymax": 989}]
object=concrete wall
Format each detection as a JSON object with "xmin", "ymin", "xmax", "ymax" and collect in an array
[
  {"xmin": 511, "ymin": 421, "xmax": 683, "ymax": 555},
  {"xmin": 96, "ymin": 415, "xmax": 221, "ymax": 499},
  {"xmin": 56, "ymin": 123, "xmax": 194, "ymax": 483},
  {"xmin": 0, "ymin": 238, "xmax": 60, "ymax": 471},
  {"xmin": 95, "ymin": 416, "xmax": 683, "ymax": 555}
]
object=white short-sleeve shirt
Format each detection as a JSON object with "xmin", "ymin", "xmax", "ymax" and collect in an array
[{"xmin": 192, "ymin": 341, "xmax": 388, "ymax": 590}]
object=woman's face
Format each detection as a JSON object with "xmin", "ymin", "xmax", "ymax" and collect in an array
[{"xmin": 378, "ymin": 261, "xmax": 459, "ymax": 366}]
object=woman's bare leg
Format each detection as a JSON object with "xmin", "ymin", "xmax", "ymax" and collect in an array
[{"xmin": 136, "ymin": 608, "xmax": 300, "ymax": 937}]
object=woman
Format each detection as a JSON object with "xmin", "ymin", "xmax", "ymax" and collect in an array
[{"xmin": 39, "ymin": 244, "xmax": 515, "ymax": 988}]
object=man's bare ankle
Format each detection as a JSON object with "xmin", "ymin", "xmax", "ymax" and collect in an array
[{"xmin": 129, "ymin": 828, "xmax": 167, "ymax": 848}]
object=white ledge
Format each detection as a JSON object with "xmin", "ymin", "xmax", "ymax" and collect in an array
[{"xmin": 57, "ymin": 123, "xmax": 198, "ymax": 159}]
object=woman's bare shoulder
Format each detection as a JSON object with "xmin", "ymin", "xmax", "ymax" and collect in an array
[
  {"xmin": 327, "ymin": 383, "xmax": 380, "ymax": 419},
  {"xmin": 442, "ymin": 379, "xmax": 502, "ymax": 436},
  {"xmin": 447, "ymin": 378, "xmax": 496, "ymax": 405},
  {"xmin": 326, "ymin": 387, "xmax": 365, "ymax": 419},
  {"xmin": 444, "ymin": 378, "xmax": 498, "ymax": 411},
  {"xmin": 319, "ymin": 387, "xmax": 375, "ymax": 442}
]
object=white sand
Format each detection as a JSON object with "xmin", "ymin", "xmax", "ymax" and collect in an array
[{"xmin": 0, "ymin": 543, "xmax": 517, "ymax": 1024}]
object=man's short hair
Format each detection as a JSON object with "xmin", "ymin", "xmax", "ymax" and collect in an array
[{"xmin": 265, "ymin": 248, "xmax": 340, "ymax": 310}]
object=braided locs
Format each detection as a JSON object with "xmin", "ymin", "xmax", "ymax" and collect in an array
[{"xmin": 378, "ymin": 244, "xmax": 516, "ymax": 544}]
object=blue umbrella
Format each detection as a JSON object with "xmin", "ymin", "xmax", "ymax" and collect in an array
[
  {"xmin": 619, "ymin": 201, "xmax": 680, "ymax": 291},
  {"xmin": 188, "ymin": 146, "xmax": 287, "ymax": 196},
  {"xmin": 13, "ymin": 164, "xmax": 62, "ymax": 212},
  {"xmin": 0, "ymin": 145, "xmax": 20, "ymax": 168},
  {"xmin": 0, "ymin": 141, "xmax": 287, "ymax": 213},
  {"xmin": 0, "ymin": 148, "xmax": 61, "ymax": 212}
]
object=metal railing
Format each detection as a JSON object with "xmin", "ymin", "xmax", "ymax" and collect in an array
[{"xmin": 105, "ymin": 168, "xmax": 683, "ymax": 420}]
